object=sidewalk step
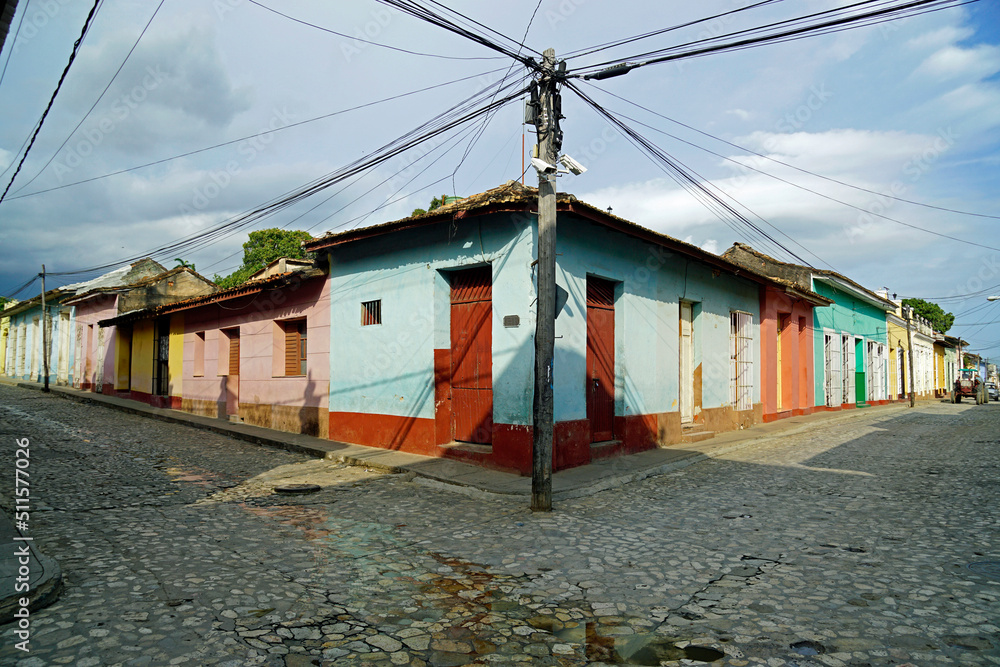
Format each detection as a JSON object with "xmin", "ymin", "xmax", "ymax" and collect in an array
[
  {"xmin": 590, "ymin": 440, "xmax": 625, "ymax": 461},
  {"xmin": 439, "ymin": 441, "xmax": 493, "ymax": 466},
  {"xmin": 681, "ymin": 429, "xmax": 715, "ymax": 444}
]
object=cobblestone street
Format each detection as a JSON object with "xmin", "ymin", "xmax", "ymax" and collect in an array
[{"xmin": 1, "ymin": 383, "xmax": 998, "ymax": 666}]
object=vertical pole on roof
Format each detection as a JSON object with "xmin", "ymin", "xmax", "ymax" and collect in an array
[
  {"xmin": 531, "ymin": 49, "xmax": 560, "ymax": 512},
  {"xmin": 40, "ymin": 265, "xmax": 49, "ymax": 393},
  {"xmin": 905, "ymin": 306, "xmax": 915, "ymax": 408}
]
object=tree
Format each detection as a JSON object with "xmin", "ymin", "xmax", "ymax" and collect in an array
[
  {"xmin": 212, "ymin": 228, "xmax": 314, "ymax": 290},
  {"xmin": 411, "ymin": 194, "xmax": 451, "ymax": 217},
  {"xmin": 174, "ymin": 258, "xmax": 196, "ymax": 271},
  {"xmin": 902, "ymin": 297, "xmax": 954, "ymax": 334}
]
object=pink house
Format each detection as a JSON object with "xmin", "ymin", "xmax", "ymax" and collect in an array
[
  {"xmin": 100, "ymin": 262, "xmax": 330, "ymax": 438},
  {"xmin": 65, "ymin": 262, "xmax": 215, "ymax": 395}
]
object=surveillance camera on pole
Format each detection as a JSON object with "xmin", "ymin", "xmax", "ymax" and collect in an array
[
  {"xmin": 559, "ymin": 154, "xmax": 587, "ymax": 175},
  {"xmin": 531, "ymin": 157, "xmax": 557, "ymax": 174}
]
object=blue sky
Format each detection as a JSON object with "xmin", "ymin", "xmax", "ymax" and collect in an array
[{"xmin": 0, "ymin": 0, "xmax": 998, "ymax": 354}]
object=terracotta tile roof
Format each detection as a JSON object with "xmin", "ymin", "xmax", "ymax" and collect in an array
[
  {"xmin": 98, "ymin": 266, "xmax": 324, "ymax": 327},
  {"xmin": 724, "ymin": 242, "xmax": 894, "ymax": 310},
  {"xmin": 304, "ymin": 181, "xmax": 829, "ymax": 299}
]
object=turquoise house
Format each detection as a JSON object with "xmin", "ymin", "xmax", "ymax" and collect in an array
[
  {"xmin": 724, "ymin": 244, "xmax": 895, "ymax": 410},
  {"xmin": 306, "ymin": 182, "xmax": 793, "ymax": 474}
]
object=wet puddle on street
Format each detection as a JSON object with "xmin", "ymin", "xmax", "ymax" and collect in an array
[{"xmin": 227, "ymin": 501, "xmax": 727, "ymax": 664}]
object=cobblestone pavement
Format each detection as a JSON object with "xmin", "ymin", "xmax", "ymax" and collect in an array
[{"xmin": 1, "ymin": 383, "xmax": 998, "ymax": 667}]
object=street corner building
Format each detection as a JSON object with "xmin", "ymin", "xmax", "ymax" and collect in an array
[
  {"xmin": 302, "ymin": 180, "xmax": 827, "ymax": 475},
  {"xmin": 100, "ymin": 259, "xmax": 330, "ymax": 436}
]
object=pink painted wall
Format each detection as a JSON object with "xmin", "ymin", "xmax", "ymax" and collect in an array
[
  {"xmin": 759, "ymin": 285, "xmax": 816, "ymax": 422},
  {"xmin": 73, "ymin": 294, "xmax": 119, "ymax": 392},
  {"xmin": 181, "ymin": 274, "xmax": 330, "ymax": 413}
]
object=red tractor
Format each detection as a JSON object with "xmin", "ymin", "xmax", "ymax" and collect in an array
[{"xmin": 951, "ymin": 369, "xmax": 988, "ymax": 404}]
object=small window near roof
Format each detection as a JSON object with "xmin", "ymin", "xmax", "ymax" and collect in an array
[{"xmin": 362, "ymin": 300, "xmax": 381, "ymax": 326}]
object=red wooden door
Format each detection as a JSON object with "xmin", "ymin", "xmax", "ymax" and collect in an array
[
  {"xmin": 450, "ymin": 267, "xmax": 493, "ymax": 444},
  {"xmin": 587, "ymin": 277, "xmax": 615, "ymax": 442}
]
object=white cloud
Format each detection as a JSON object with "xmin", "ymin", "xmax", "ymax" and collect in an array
[
  {"xmin": 905, "ymin": 26, "xmax": 975, "ymax": 51},
  {"xmin": 726, "ymin": 109, "xmax": 750, "ymax": 121},
  {"xmin": 914, "ymin": 44, "xmax": 1000, "ymax": 82}
]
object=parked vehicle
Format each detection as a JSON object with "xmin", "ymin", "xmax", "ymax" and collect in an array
[
  {"xmin": 987, "ymin": 382, "xmax": 999, "ymax": 402},
  {"xmin": 951, "ymin": 369, "xmax": 988, "ymax": 404}
]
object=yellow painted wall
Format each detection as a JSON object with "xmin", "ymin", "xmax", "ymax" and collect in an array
[
  {"xmin": 131, "ymin": 319, "xmax": 154, "ymax": 394},
  {"xmin": 934, "ymin": 344, "xmax": 946, "ymax": 392},
  {"xmin": 168, "ymin": 314, "xmax": 184, "ymax": 398},
  {"xmin": 0, "ymin": 317, "xmax": 9, "ymax": 374},
  {"xmin": 115, "ymin": 327, "xmax": 131, "ymax": 390}
]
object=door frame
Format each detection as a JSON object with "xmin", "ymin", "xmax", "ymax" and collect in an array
[{"xmin": 679, "ymin": 301, "xmax": 694, "ymax": 424}]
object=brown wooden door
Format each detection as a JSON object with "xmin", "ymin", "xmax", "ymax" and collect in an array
[
  {"xmin": 225, "ymin": 328, "xmax": 239, "ymax": 417},
  {"xmin": 450, "ymin": 267, "xmax": 493, "ymax": 444},
  {"xmin": 587, "ymin": 277, "xmax": 615, "ymax": 442}
]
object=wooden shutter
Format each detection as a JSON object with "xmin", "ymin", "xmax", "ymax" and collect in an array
[
  {"xmin": 228, "ymin": 331, "xmax": 240, "ymax": 376},
  {"xmin": 284, "ymin": 323, "xmax": 300, "ymax": 376}
]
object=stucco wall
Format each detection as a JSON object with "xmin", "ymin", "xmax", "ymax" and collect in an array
[
  {"xmin": 812, "ymin": 280, "xmax": 889, "ymax": 407},
  {"xmin": 326, "ymin": 216, "xmax": 535, "ymax": 427},
  {"xmin": 73, "ymin": 295, "xmax": 117, "ymax": 392},
  {"xmin": 555, "ymin": 218, "xmax": 761, "ymax": 422},
  {"xmin": 759, "ymin": 285, "xmax": 815, "ymax": 420},
  {"xmin": 180, "ymin": 274, "xmax": 330, "ymax": 437},
  {"xmin": 4, "ymin": 304, "xmax": 74, "ymax": 385}
]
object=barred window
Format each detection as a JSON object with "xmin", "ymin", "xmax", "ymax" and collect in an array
[
  {"xmin": 730, "ymin": 311, "xmax": 753, "ymax": 411},
  {"xmin": 362, "ymin": 300, "xmax": 381, "ymax": 326}
]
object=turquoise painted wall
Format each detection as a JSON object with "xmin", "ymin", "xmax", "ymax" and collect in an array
[
  {"xmin": 326, "ymin": 210, "xmax": 764, "ymax": 428},
  {"xmin": 327, "ymin": 214, "xmax": 536, "ymax": 425},
  {"xmin": 554, "ymin": 218, "xmax": 761, "ymax": 422},
  {"xmin": 811, "ymin": 278, "xmax": 889, "ymax": 406}
]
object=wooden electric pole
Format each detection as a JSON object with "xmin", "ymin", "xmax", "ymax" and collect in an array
[
  {"xmin": 40, "ymin": 265, "xmax": 49, "ymax": 393},
  {"xmin": 905, "ymin": 306, "xmax": 915, "ymax": 408},
  {"xmin": 531, "ymin": 48, "xmax": 562, "ymax": 512}
]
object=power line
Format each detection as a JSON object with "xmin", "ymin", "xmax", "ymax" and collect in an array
[
  {"xmin": 563, "ymin": 0, "xmax": 786, "ymax": 60},
  {"xmin": 567, "ymin": 80, "xmax": 818, "ymax": 268},
  {"xmin": 6, "ymin": 67, "xmax": 509, "ymax": 200},
  {"xmin": 13, "ymin": 0, "xmax": 166, "ymax": 194},
  {"xmin": 246, "ymin": 0, "xmax": 504, "ymax": 61},
  {"xmin": 40, "ymin": 75, "xmax": 530, "ymax": 277},
  {"xmin": 375, "ymin": 0, "xmax": 540, "ymax": 67},
  {"xmin": 0, "ymin": 0, "xmax": 32, "ymax": 97},
  {"xmin": 570, "ymin": 0, "xmax": 972, "ymax": 78},
  {"xmin": 0, "ymin": 0, "xmax": 102, "ymax": 205},
  {"xmin": 588, "ymin": 85, "xmax": 1000, "ymax": 221}
]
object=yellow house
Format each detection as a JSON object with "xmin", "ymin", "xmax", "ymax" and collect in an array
[{"xmin": 887, "ymin": 303, "xmax": 938, "ymax": 400}]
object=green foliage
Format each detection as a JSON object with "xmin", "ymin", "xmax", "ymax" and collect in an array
[
  {"xmin": 411, "ymin": 194, "xmax": 450, "ymax": 217},
  {"xmin": 902, "ymin": 297, "xmax": 954, "ymax": 334},
  {"xmin": 212, "ymin": 228, "xmax": 314, "ymax": 290},
  {"xmin": 174, "ymin": 258, "xmax": 195, "ymax": 271}
]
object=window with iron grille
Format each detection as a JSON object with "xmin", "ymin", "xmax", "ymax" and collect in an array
[
  {"xmin": 283, "ymin": 319, "xmax": 307, "ymax": 376},
  {"xmin": 730, "ymin": 311, "xmax": 753, "ymax": 411},
  {"xmin": 824, "ymin": 333, "xmax": 842, "ymax": 406},
  {"xmin": 362, "ymin": 299, "xmax": 381, "ymax": 326}
]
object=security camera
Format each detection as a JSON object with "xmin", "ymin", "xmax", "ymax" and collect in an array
[
  {"xmin": 559, "ymin": 154, "xmax": 587, "ymax": 175},
  {"xmin": 531, "ymin": 157, "xmax": 557, "ymax": 173}
]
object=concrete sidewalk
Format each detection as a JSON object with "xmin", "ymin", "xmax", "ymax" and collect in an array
[
  {"xmin": 0, "ymin": 376, "xmax": 923, "ymax": 623},
  {"xmin": 1, "ymin": 376, "xmax": 918, "ymax": 502}
]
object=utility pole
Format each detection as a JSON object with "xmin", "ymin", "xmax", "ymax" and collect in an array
[
  {"xmin": 531, "ymin": 48, "xmax": 562, "ymax": 512},
  {"xmin": 905, "ymin": 306, "xmax": 915, "ymax": 408},
  {"xmin": 40, "ymin": 265, "xmax": 49, "ymax": 393}
]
